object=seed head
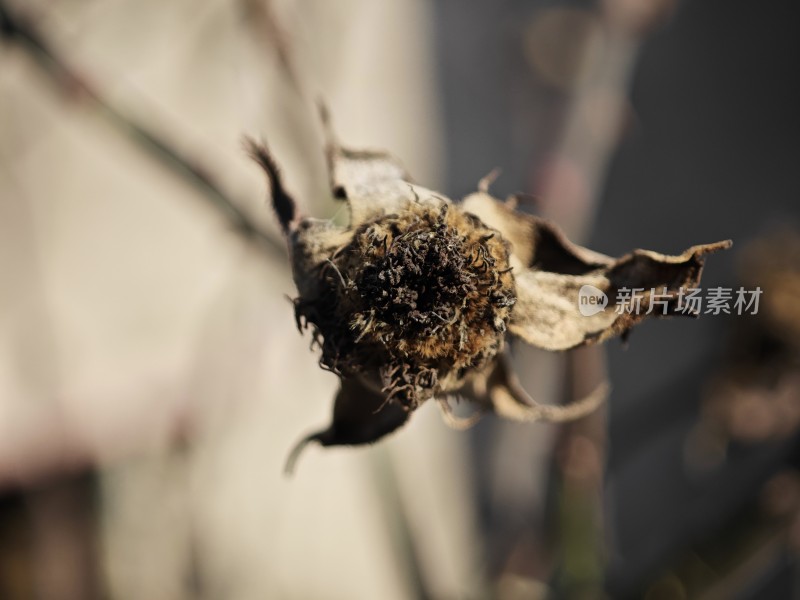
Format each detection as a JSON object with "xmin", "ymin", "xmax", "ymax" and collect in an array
[{"xmin": 297, "ymin": 200, "xmax": 516, "ymax": 410}]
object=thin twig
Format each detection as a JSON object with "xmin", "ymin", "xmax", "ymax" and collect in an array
[
  {"xmin": 239, "ymin": 0, "xmax": 303, "ymax": 94},
  {"xmin": 538, "ymin": 2, "xmax": 670, "ymax": 594},
  {"xmin": 0, "ymin": 1, "xmax": 285, "ymax": 259}
]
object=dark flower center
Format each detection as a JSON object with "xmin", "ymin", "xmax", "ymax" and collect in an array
[{"xmin": 297, "ymin": 202, "xmax": 516, "ymax": 408}]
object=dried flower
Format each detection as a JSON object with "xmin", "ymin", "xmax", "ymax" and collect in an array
[{"xmin": 247, "ymin": 111, "xmax": 731, "ymax": 472}]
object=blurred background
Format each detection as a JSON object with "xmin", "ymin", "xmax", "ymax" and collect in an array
[{"xmin": 1, "ymin": 0, "xmax": 799, "ymax": 598}]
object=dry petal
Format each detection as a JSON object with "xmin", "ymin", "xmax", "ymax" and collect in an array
[
  {"xmin": 321, "ymin": 106, "xmax": 438, "ymax": 226},
  {"xmin": 285, "ymin": 376, "xmax": 410, "ymax": 473},
  {"xmin": 461, "ymin": 353, "xmax": 608, "ymax": 423},
  {"xmin": 463, "ymin": 192, "xmax": 731, "ymax": 350},
  {"xmin": 462, "ymin": 191, "xmax": 612, "ymax": 271}
]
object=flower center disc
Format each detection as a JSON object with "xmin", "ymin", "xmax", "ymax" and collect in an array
[{"xmin": 331, "ymin": 202, "xmax": 516, "ymax": 404}]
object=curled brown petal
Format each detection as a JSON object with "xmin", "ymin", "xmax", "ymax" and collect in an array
[
  {"xmin": 319, "ymin": 105, "xmax": 438, "ymax": 225},
  {"xmin": 462, "ymin": 191, "xmax": 612, "ymax": 270},
  {"xmin": 509, "ymin": 240, "xmax": 732, "ymax": 350},
  {"xmin": 457, "ymin": 355, "xmax": 607, "ymax": 424},
  {"xmin": 284, "ymin": 376, "xmax": 411, "ymax": 474},
  {"xmin": 481, "ymin": 355, "xmax": 608, "ymax": 423},
  {"xmin": 464, "ymin": 191, "xmax": 731, "ymax": 351},
  {"xmin": 244, "ymin": 137, "xmax": 299, "ymax": 234},
  {"xmin": 490, "ymin": 375, "xmax": 609, "ymax": 423},
  {"xmin": 247, "ymin": 137, "xmax": 351, "ymax": 299},
  {"xmin": 437, "ymin": 397, "xmax": 487, "ymax": 430}
]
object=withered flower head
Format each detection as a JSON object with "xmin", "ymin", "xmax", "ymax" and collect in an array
[{"xmin": 247, "ymin": 111, "xmax": 731, "ymax": 473}]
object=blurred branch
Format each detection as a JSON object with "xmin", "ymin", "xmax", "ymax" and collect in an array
[
  {"xmin": 0, "ymin": 1, "xmax": 286, "ymax": 260},
  {"xmin": 538, "ymin": 2, "xmax": 677, "ymax": 594},
  {"xmin": 550, "ymin": 348, "xmax": 608, "ymax": 598},
  {"xmin": 240, "ymin": 0, "xmax": 303, "ymax": 94}
]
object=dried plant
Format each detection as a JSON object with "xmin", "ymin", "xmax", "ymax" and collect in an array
[{"xmin": 247, "ymin": 111, "xmax": 731, "ymax": 472}]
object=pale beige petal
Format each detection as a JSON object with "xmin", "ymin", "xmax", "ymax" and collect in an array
[
  {"xmin": 436, "ymin": 397, "xmax": 487, "ymax": 430},
  {"xmin": 321, "ymin": 107, "xmax": 444, "ymax": 225},
  {"xmin": 510, "ymin": 269, "xmax": 616, "ymax": 350},
  {"xmin": 509, "ymin": 240, "xmax": 733, "ymax": 350},
  {"xmin": 461, "ymin": 191, "xmax": 612, "ymax": 270},
  {"xmin": 460, "ymin": 355, "xmax": 607, "ymax": 423}
]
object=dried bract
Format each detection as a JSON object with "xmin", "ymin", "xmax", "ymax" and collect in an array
[{"xmin": 247, "ymin": 114, "xmax": 731, "ymax": 472}]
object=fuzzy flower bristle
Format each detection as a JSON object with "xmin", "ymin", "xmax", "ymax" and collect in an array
[{"xmin": 296, "ymin": 200, "xmax": 516, "ymax": 408}]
